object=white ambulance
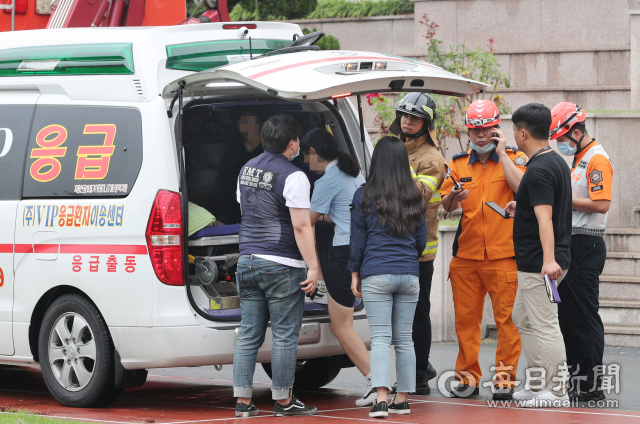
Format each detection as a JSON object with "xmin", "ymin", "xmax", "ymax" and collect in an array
[{"xmin": 0, "ymin": 23, "xmax": 486, "ymax": 407}]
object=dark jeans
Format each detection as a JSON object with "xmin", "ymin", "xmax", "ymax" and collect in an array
[
  {"xmin": 233, "ymin": 255, "xmax": 306, "ymax": 400},
  {"xmin": 413, "ymin": 260, "xmax": 434, "ymax": 380},
  {"xmin": 558, "ymin": 235, "xmax": 606, "ymax": 394}
]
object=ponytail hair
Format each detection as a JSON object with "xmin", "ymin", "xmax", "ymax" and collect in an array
[{"xmin": 301, "ymin": 127, "xmax": 361, "ymax": 178}]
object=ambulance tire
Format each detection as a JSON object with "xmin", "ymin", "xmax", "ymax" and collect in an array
[
  {"xmin": 38, "ymin": 294, "xmax": 124, "ymax": 408},
  {"xmin": 262, "ymin": 357, "xmax": 342, "ymax": 389}
]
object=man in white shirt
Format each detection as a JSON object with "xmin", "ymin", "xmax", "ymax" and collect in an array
[{"xmin": 233, "ymin": 115, "xmax": 318, "ymax": 418}]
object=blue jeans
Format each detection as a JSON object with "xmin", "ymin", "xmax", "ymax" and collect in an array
[
  {"xmin": 233, "ymin": 255, "xmax": 306, "ymax": 400},
  {"xmin": 362, "ymin": 274, "xmax": 420, "ymax": 393}
]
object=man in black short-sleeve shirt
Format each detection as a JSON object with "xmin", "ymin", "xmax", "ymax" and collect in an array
[
  {"xmin": 514, "ymin": 154, "xmax": 572, "ymax": 272},
  {"xmin": 505, "ymin": 104, "xmax": 572, "ymax": 407}
]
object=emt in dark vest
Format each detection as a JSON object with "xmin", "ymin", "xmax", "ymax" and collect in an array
[{"xmin": 233, "ymin": 115, "xmax": 318, "ymax": 418}]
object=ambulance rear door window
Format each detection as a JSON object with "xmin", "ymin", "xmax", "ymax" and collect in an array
[
  {"xmin": 22, "ymin": 106, "xmax": 143, "ymax": 198},
  {"xmin": 0, "ymin": 105, "xmax": 35, "ymax": 201}
]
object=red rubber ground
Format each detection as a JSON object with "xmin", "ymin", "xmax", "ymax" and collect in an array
[{"xmin": 1, "ymin": 366, "xmax": 639, "ymax": 423}]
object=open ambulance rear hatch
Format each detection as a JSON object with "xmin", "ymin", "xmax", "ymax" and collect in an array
[{"xmin": 165, "ymin": 50, "xmax": 489, "ymax": 322}]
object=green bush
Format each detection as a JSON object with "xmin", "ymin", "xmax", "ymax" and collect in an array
[
  {"xmin": 302, "ymin": 28, "xmax": 340, "ymax": 50},
  {"xmin": 230, "ymin": 0, "xmax": 317, "ymax": 21},
  {"xmin": 229, "ymin": 0, "xmax": 413, "ymax": 21},
  {"xmin": 307, "ymin": 0, "xmax": 413, "ymax": 19}
]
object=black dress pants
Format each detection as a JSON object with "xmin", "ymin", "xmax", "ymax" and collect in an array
[
  {"xmin": 413, "ymin": 260, "xmax": 434, "ymax": 380},
  {"xmin": 558, "ymin": 234, "xmax": 606, "ymax": 394}
]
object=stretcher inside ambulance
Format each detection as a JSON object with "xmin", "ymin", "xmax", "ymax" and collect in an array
[{"xmin": 163, "ymin": 44, "xmax": 489, "ymax": 322}]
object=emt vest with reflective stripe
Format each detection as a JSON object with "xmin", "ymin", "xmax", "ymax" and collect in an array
[
  {"xmin": 571, "ymin": 144, "xmax": 610, "ymax": 236},
  {"xmin": 238, "ymin": 152, "xmax": 303, "ymax": 260}
]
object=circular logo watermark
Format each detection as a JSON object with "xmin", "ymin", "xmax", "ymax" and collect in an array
[{"xmin": 437, "ymin": 370, "xmax": 478, "ymax": 398}]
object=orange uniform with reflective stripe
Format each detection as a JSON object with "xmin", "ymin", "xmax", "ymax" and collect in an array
[
  {"xmin": 441, "ymin": 147, "xmax": 526, "ymax": 388},
  {"xmin": 441, "ymin": 148, "xmax": 527, "ymax": 260}
]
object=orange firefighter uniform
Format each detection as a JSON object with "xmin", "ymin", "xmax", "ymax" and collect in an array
[{"xmin": 441, "ymin": 147, "xmax": 526, "ymax": 388}]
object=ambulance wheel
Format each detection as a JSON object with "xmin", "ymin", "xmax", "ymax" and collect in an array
[
  {"xmin": 262, "ymin": 357, "xmax": 342, "ymax": 389},
  {"xmin": 38, "ymin": 294, "xmax": 123, "ymax": 407}
]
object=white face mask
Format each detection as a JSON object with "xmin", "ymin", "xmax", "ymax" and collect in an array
[
  {"xmin": 470, "ymin": 141, "xmax": 496, "ymax": 155},
  {"xmin": 289, "ymin": 141, "xmax": 300, "ymax": 161},
  {"xmin": 557, "ymin": 141, "xmax": 577, "ymax": 156}
]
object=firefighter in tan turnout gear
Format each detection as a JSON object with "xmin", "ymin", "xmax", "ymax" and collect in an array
[{"xmin": 390, "ymin": 92, "xmax": 446, "ymax": 394}]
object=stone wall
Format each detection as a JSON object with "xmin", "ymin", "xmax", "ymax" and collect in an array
[{"xmin": 291, "ymin": 0, "xmax": 637, "ymax": 119}]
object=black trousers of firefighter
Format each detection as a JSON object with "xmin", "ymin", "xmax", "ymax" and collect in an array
[
  {"xmin": 558, "ymin": 234, "xmax": 606, "ymax": 395},
  {"xmin": 413, "ymin": 260, "xmax": 434, "ymax": 381}
]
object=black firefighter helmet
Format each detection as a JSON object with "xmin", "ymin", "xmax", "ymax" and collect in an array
[{"xmin": 390, "ymin": 92, "xmax": 437, "ymax": 143}]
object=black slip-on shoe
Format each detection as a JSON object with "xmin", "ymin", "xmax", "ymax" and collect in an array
[
  {"xmin": 492, "ymin": 386, "xmax": 514, "ymax": 400},
  {"xmin": 369, "ymin": 401, "xmax": 388, "ymax": 418},
  {"xmin": 388, "ymin": 400, "xmax": 410, "ymax": 415},
  {"xmin": 451, "ymin": 384, "xmax": 480, "ymax": 398},
  {"xmin": 274, "ymin": 395, "xmax": 317, "ymax": 417},
  {"xmin": 235, "ymin": 402, "xmax": 259, "ymax": 417}
]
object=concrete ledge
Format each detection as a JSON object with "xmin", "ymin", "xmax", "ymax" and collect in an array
[
  {"xmin": 285, "ymin": 14, "xmax": 413, "ymax": 25},
  {"xmin": 503, "ymin": 113, "xmax": 640, "ymax": 119},
  {"xmin": 502, "ymin": 86, "xmax": 630, "ymax": 93},
  {"xmin": 493, "ymin": 46, "xmax": 631, "ymax": 55}
]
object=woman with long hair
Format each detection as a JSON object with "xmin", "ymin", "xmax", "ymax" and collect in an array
[
  {"xmin": 302, "ymin": 128, "xmax": 374, "ymax": 406},
  {"xmin": 348, "ymin": 135, "xmax": 427, "ymax": 418}
]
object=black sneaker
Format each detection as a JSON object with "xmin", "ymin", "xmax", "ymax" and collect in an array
[
  {"xmin": 369, "ymin": 401, "xmax": 388, "ymax": 418},
  {"xmin": 451, "ymin": 384, "xmax": 479, "ymax": 398},
  {"xmin": 235, "ymin": 402, "xmax": 259, "ymax": 417},
  {"xmin": 574, "ymin": 390, "xmax": 606, "ymax": 402},
  {"xmin": 391, "ymin": 379, "xmax": 430, "ymax": 395},
  {"xmin": 492, "ymin": 386, "xmax": 514, "ymax": 400},
  {"xmin": 388, "ymin": 400, "xmax": 410, "ymax": 415},
  {"xmin": 274, "ymin": 395, "xmax": 317, "ymax": 417}
]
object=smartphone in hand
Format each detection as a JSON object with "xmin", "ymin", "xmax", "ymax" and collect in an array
[{"xmin": 485, "ymin": 201, "xmax": 511, "ymax": 219}]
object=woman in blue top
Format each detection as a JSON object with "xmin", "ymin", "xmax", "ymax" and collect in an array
[
  {"xmin": 302, "ymin": 128, "xmax": 373, "ymax": 407},
  {"xmin": 348, "ymin": 136, "xmax": 428, "ymax": 418}
]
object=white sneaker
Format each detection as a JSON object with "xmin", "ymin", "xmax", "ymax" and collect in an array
[
  {"xmin": 512, "ymin": 384, "xmax": 537, "ymax": 400},
  {"xmin": 523, "ymin": 388, "xmax": 570, "ymax": 408},
  {"xmin": 356, "ymin": 387, "xmax": 376, "ymax": 407}
]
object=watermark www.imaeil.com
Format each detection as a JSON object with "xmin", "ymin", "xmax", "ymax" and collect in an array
[
  {"xmin": 437, "ymin": 362, "xmax": 622, "ymax": 408},
  {"xmin": 486, "ymin": 398, "xmax": 620, "ymax": 408}
]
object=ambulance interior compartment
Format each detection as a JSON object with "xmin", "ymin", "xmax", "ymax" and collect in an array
[{"xmin": 182, "ymin": 96, "xmax": 364, "ymax": 321}]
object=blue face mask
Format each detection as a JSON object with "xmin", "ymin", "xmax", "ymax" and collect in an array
[
  {"xmin": 557, "ymin": 141, "xmax": 577, "ymax": 156},
  {"xmin": 470, "ymin": 141, "xmax": 496, "ymax": 155},
  {"xmin": 289, "ymin": 141, "xmax": 300, "ymax": 161}
]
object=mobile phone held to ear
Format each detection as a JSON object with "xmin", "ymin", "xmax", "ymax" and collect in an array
[{"xmin": 485, "ymin": 201, "xmax": 511, "ymax": 219}]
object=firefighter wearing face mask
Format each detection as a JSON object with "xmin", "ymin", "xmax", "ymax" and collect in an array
[
  {"xmin": 440, "ymin": 99, "xmax": 525, "ymax": 400},
  {"xmin": 389, "ymin": 92, "xmax": 446, "ymax": 394},
  {"xmin": 549, "ymin": 102, "xmax": 612, "ymax": 402}
]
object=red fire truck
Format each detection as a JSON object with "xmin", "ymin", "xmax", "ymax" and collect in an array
[{"xmin": 0, "ymin": 0, "xmax": 230, "ymax": 32}]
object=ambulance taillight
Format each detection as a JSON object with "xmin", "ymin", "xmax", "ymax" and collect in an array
[{"xmin": 146, "ymin": 190, "xmax": 184, "ymax": 286}]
